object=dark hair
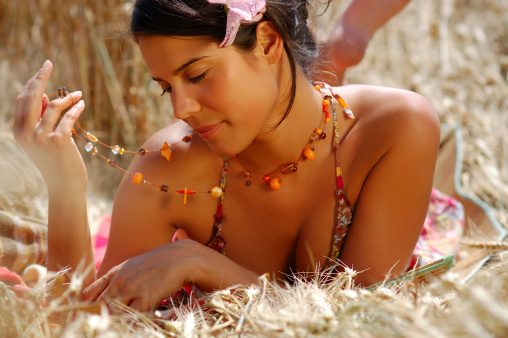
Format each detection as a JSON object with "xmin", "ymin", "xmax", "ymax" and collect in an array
[{"xmin": 131, "ymin": 0, "xmax": 325, "ymax": 128}]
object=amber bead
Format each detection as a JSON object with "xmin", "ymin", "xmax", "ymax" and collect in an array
[
  {"xmin": 243, "ymin": 170, "xmax": 252, "ymax": 178},
  {"xmin": 138, "ymin": 148, "xmax": 148, "ymax": 156},
  {"xmin": 132, "ymin": 173, "xmax": 143, "ymax": 185},
  {"xmin": 119, "ymin": 148, "xmax": 125, "ymax": 155},
  {"xmin": 91, "ymin": 147, "xmax": 98, "ymax": 155},
  {"xmin": 269, "ymin": 178, "xmax": 281, "ymax": 190},
  {"xmin": 182, "ymin": 135, "xmax": 192, "ymax": 143},
  {"xmin": 107, "ymin": 159, "xmax": 117, "ymax": 167},
  {"xmin": 263, "ymin": 174, "xmax": 271, "ymax": 183},
  {"xmin": 303, "ymin": 148, "xmax": 315, "ymax": 160},
  {"xmin": 314, "ymin": 128, "xmax": 322, "ymax": 135},
  {"xmin": 211, "ymin": 186, "xmax": 223, "ymax": 198},
  {"xmin": 322, "ymin": 99, "xmax": 330, "ymax": 107},
  {"xmin": 314, "ymin": 85, "xmax": 321, "ymax": 91},
  {"xmin": 245, "ymin": 181, "xmax": 252, "ymax": 187},
  {"xmin": 160, "ymin": 142, "xmax": 172, "ymax": 162},
  {"xmin": 320, "ymin": 131, "xmax": 327, "ymax": 140},
  {"xmin": 291, "ymin": 165, "xmax": 298, "ymax": 172},
  {"xmin": 160, "ymin": 185, "xmax": 169, "ymax": 193},
  {"xmin": 85, "ymin": 132, "xmax": 98, "ymax": 143},
  {"xmin": 71, "ymin": 128, "xmax": 75, "ymax": 134}
]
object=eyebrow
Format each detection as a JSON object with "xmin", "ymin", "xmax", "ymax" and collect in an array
[{"xmin": 151, "ymin": 56, "xmax": 210, "ymax": 82}]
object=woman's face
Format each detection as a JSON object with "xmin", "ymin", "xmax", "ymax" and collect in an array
[{"xmin": 138, "ymin": 35, "xmax": 282, "ymax": 157}]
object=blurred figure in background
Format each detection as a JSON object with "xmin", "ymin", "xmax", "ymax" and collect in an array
[{"xmin": 321, "ymin": 0, "xmax": 411, "ymax": 84}]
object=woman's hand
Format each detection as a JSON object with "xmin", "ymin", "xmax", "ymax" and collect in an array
[
  {"xmin": 13, "ymin": 60, "xmax": 87, "ymax": 193},
  {"xmin": 81, "ymin": 239, "xmax": 222, "ymax": 312}
]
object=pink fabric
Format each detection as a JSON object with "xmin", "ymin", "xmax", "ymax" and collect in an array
[
  {"xmin": 207, "ymin": 0, "xmax": 266, "ymax": 48},
  {"xmin": 409, "ymin": 189, "xmax": 464, "ymax": 269},
  {"xmin": 92, "ymin": 215, "xmax": 111, "ymax": 271}
]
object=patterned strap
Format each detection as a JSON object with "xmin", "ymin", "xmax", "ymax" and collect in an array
[
  {"xmin": 322, "ymin": 90, "xmax": 355, "ymax": 271},
  {"xmin": 206, "ymin": 157, "xmax": 229, "ymax": 254}
]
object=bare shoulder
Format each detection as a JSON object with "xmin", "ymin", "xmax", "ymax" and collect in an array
[
  {"xmin": 335, "ymin": 84, "xmax": 440, "ymax": 139},
  {"xmin": 99, "ymin": 121, "xmax": 216, "ymax": 275},
  {"xmin": 126, "ymin": 120, "xmax": 215, "ymax": 183},
  {"xmin": 332, "ymin": 85, "xmax": 440, "ymax": 168}
]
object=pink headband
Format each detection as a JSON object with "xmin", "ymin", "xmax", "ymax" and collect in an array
[{"xmin": 207, "ymin": 0, "xmax": 267, "ymax": 48}]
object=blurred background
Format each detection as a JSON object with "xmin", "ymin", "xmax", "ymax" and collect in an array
[{"xmin": 0, "ymin": 0, "xmax": 507, "ymax": 230}]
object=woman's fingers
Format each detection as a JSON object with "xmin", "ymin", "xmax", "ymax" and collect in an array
[
  {"xmin": 82, "ymin": 273, "xmax": 113, "ymax": 302},
  {"xmin": 14, "ymin": 61, "xmax": 53, "ymax": 141},
  {"xmin": 38, "ymin": 91, "xmax": 83, "ymax": 135},
  {"xmin": 54, "ymin": 99, "xmax": 85, "ymax": 137}
]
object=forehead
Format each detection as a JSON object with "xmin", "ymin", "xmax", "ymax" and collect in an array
[{"xmin": 137, "ymin": 35, "xmax": 221, "ymax": 75}]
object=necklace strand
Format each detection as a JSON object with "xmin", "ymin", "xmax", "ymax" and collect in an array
[
  {"xmin": 231, "ymin": 84, "xmax": 332, "ymax": 190},
  {"xmin": 48, "ymin": 84, "xmax": 348, "ymax": 205}
]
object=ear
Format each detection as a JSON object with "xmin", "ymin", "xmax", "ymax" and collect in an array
[{"xmin": 255, "ymin": 21, "xmax": 284, "ymax": 65}]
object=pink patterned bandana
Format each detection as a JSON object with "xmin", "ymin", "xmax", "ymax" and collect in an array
[{"xmin": 207, "ymin": 0, "xmax": 267, "ymax": 48}]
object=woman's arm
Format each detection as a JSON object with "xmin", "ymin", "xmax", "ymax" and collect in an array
[
  {"xmin": 82, "ymin": 128, "xmax": 261, "ymax": 311},
  {"xmin": 339, "ymin": 87, "xmax": 440, "ymax": 286},
  {"xmin": 321, "ymin": 0, "xmax": 411, "ymax": 84},
  {"xmin": 83, "ymin": 239, "xmax": 260, "ymax": 311},
  {"xmin": 13, "ymin": 61, "xmax": 96, "ymax": 286}
]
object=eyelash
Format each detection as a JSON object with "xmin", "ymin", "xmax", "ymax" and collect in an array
[
  {"xmin": 160, "ymin": 71, "xmax": 208, "ymax": 97},
  {"xmin": 189, "ymin": 71, "xmax": 207, "ymax": 83}
]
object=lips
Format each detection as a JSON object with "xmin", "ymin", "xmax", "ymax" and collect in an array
[{"xmin": 195, "ymin": 122, "xmax": 223, "ymax": 140}]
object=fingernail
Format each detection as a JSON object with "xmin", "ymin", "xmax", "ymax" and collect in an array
[
  {"xmin": 75, "ymin": 91, "xmax": 83, "ymax": 96},
  {"xmin": 41, "ymin": 60, "xmax": 50, "ymax": 70}
]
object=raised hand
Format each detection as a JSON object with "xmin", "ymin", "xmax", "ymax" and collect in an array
[{"xmin": 14, "ymin": 60, "xmax": 87, "ymax": 193}]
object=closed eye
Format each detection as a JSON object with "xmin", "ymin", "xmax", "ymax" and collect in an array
[
  {"xmin": 189, "ymin": 71, "xmax": 207, "ymax": 83},
  {"xmin": 161, "ymin": 87, "xmax": 172, "ymax": 97},
  {"xmin": 159, "ymin": 71, "xmax": 207, "ymax": 97}
]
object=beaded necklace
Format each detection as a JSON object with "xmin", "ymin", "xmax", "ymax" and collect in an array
[{"xmin": 48, "ymin": 83, "xmax": 352, "ymax": 205}]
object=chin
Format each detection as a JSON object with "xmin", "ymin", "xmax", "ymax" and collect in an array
[
  {"xmin": 207, "ymin": 142, "xmax": 237, "ymax": 157},
  {"xmin": 205, "ymin": 141, "xmax": 239, "ymax": 158}
]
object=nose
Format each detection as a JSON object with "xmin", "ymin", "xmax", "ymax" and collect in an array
[{"xmin": 171, "ymin": 90, "xmax": 201, "ymax": 120}]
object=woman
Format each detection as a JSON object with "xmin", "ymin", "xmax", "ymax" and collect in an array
[{"xmin": 13, "ymin": 0, "xmax": 439, "ymax": 312}]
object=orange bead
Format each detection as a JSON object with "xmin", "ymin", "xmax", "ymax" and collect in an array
[
  {"xmin": 314, "ymin": 85, "xmax": 321, "ymax": 91},
  {"xmin": 314, "ymin": 128, "xmax": 322, "ymax": 135},
  {"xmin": 132, "ymin": 173, "xmax": 143, "ymax": 185},
  {"xmin": 303, "ymin": 148, "xmax": 315, "ymax": 160},
  {"xmin": 269, "ymin": 178, "xmax": 281, "ymax": 190},
  {"xmin": 160, "ymin": 142, "xmax": 172, "ymax": 162},
  {"xmin": 322, "ymin": 99, "xmax": 330, "ymax": 107}
]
